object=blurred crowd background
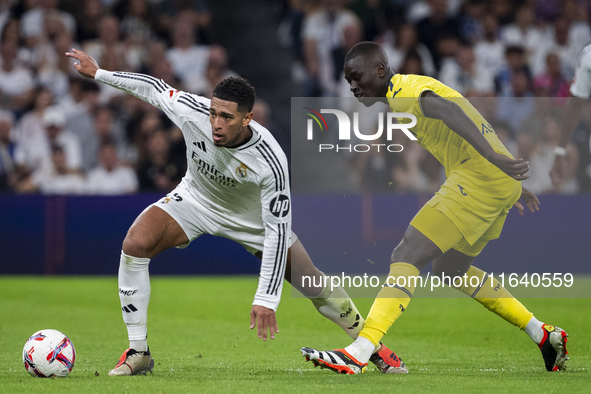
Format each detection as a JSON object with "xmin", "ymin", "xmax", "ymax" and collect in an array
[{"xmin": 0, "ymin": 0, "xmax": 590, "ymax": 196}]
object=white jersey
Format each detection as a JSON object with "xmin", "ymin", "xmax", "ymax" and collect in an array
[
  {"xmin": 571, "ymin": 44, "xmax": 591, "ymax": 98},
  {"xmin": 95, "ymin": 69, "xmax": 291, "ymax": 311}
]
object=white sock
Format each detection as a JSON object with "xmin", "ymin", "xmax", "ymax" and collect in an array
[
  {"xmin": 310, "ymin": 275, "xmax": 364, "ymax": 339},
  {"xmin": 525, "ymin": 316, "xmax": 545, "ymax": 344},
  {"xmin": 118, "ymin": 251, "xmax": 151, "ymax": 351},
  {"xmin": 130, "ymin": 340, "xmax": 148, "ymax": 353},
  {"xmin": 344, "ymin": 336, "xmax": 375, "ymax": 364}
]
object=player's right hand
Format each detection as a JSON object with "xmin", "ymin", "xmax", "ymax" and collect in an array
[
  {"xmin": 250, "ymin": 305, "xmax": 279, "ymax": 341},
  {"xmin": 550, "ymin": 155, "xmax": 565, "ymax": 189},
  {"xmin": 65, "ymin": 48, "xmax": 99, "ymax": 79},
  {"xmin": 489, "ymin": 152, "xmax": 530, "ymax": 181}
]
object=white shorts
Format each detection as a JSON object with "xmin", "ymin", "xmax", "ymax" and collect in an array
[{"xmin": 149, "ymin": 187, "xmax": 297, "ymax": 255}]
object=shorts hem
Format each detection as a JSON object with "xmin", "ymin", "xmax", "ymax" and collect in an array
[{"xmin": 409, "ymin": 221, "xmax": 448, "ymax": 254}]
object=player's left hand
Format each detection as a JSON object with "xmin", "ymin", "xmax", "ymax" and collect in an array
[
  {"xmin": 513, "ymin": 186, "xmax": 540, "ymax": 216},
  {"xmin": 250, "ymin": 305, "xmax": 279, "ymax": 341},
  {"xmin": 489, "ymin": 152, "xmax": 530, "ymax": 181}
]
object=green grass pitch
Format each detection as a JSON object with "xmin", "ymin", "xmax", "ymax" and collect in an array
[{"xmin": 1, "ymin": 276, "xmax": 589, "ymax": 393}]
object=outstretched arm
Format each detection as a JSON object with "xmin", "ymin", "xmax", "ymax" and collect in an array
[
  {"xmin": 550, "ymin": 95, "xmax": 585, "ymax": 189},
  {"xmin": 420, "ymin": 91, "xmax": 530, "ymax": 181},
  {"xmin": 66, "ymin": 48, "xmax": 190, "ymax": 127}
]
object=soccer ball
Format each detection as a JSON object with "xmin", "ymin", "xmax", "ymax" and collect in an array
[{"xmin": 22, "ymin": 329, "xmax": 76, "ymax": 378}]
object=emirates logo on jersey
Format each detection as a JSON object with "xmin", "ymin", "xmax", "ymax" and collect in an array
[{"xmin": 190, "ymin": 151, "xmax": 238, "ymax": 187}]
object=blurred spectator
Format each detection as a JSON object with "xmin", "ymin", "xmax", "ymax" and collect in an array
[
  {"xmin": 38, "ymin": 32, "xmax": 76, "ymax": 100},
  {"xmin": 120, "ymin": 0, "xmax": 156, "ymax": 45},
  {"xmin": 457, "ymin": 0, "xmax": 487, "ymax": 45},
  {"xmin": 398, "ymin": 50, "xmax": 426, "ymax": 75},
  {"xmin": 58, "ymin": 78, "xmax": 103, "ymax": 171},
  {"xmin": 571, "ymin": 102, "xmax": 591, "ymax": 192},
  {"xmin": 532, "ymin": 16, "xmax": 591, "ymax": 79},
  {"xmin": 17, "ymin": 145, "xmax": 85, "ymax": 194},
  {"xmin": 193, "ymin": 44, "xmax": 237, "ymax": 97},
  {"xmin": 20, "ymin": 0, "xmax": 76, "ymax": 47},
  {"xmin": 252, "ymin": 98, "xmax": 289, "ymax": 153},
  {"xmin": 15, "ymin": 106, "xmax": 82, "ymax": 178},
  {"xmin": 92, "ymin": 105, "xmax": 130, "ymax": 164},
  {"xmin": 75, "ymin": 0, "xmax": 105, "ymax": 43},
  {"xmin": 496, "ymin": 70, "xmax": 534, "ymax": 133},
  {"xmin": 166, "ymin": 16, "xmax": 209, "ymax": 93},
  {"xmin": 514, "ymin": 95, "xmax": 556, "ymax": 163},
  {"xmin": 0, "ymin": 110, "xmax": 17, "ymax": 191},
  {"xmin": 439, "ymin": 45, "xmax": 494, "ymax": 96},
  {"xmin": 14, "ymin": 85, "xmax": 52, "ymax": 147},
  {"xmin": 500, "ymin": 5, "xmax": 544, "ymax": 65},
  {"xmin": 490, "ymin": 0, "xmax": 515, "ymax": 26},
  {"xmin": 1, "ymin": 17, "xmax": 19, "ymax": 44},
  {"xmin": 43, "ymin": 106, "xmax": 82, "ymax": 171},
  {"xmin": 433, "ymin": 32, "xmax": 460, "ymax": 72},
  {"xmin": 348, "ymin": 0, "xmax": 388, "ymax": 42},
  {"xmin": 154, "ymin": 0, "xmax": 211, "ymax": 43},
  {"xmin": 125, "ymin": 103, "xmax": 164, "ymax": 160},
  {"xmin": 406, "ymin": 0, "xmax": 462, "ymax": 23},
  {"xmin": 137, "ymin": 130, "xmax": 184, "ymax": 192},
  {"xmin": 151, "ymin": 57, "xmax": 184, "ymax": 91},
  {"xmin": 302, "ymin": 0, "xmax": 361, "ymax": 96},
  {"xmin": 494, "ymin": 45, "xmax": 532, "ymax": 95},
  {"xmin": 1, "ymin": 0, "xmax": 589, "ymax": 196},
  {"xmin": 474, "ymin": 14, "xmax": 505, "ymax": 80},
  {"xmin": 416, "ymin": 0, "xmax": 460, "ymax": 70},
  {"xmin": 59, "ymin": 78, "xmax": 96, "ymax": 119},
  {"xmin": 85, "ymin": 141, "xmax": 138, "ymax": 195},
  {"xmin": 252, "ymin": 99, "xmax": 271, "ymax": 128},
  {"xmin": 533, "ymin": 52, "xmax": 570, "ymax": 99},
  {"xmin": 0, "ymin": 1, "xmax": 12, "ymax": 41},
  {"xmin": 0, "ymin": 39, "xmax": 34, "ymax": 114},
  {"xmin": 381, "ymin": 23, "xmax": 435, "ymax": 76},
  {"xmin": 526, "ymin": 115, "xmax": 579, "ymax": 194},
  {"xmin": 142, "ymin": 39, "xmax": 167, "ymax": 73},
  {"xmin": 84, "ymin": 15, "xmax": 131, "ymax": 70}
]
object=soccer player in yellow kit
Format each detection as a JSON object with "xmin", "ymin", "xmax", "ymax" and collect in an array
[{"xmin": 301, "ymin": 42, "xmax": 569, "ymax": 373}]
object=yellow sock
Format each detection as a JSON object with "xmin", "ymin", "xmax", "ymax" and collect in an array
[
  {"xmin": 359, "ymin": 263, "xmax": 419, "ymax": 345},
  {"xmin": 458, "ymin": 266, "xmax": 533, "ymax": 329}
]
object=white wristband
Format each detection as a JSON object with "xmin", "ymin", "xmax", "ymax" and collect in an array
[{"xmin": 554, "ymin": 146, "xmax": 567, "ymax": 156}]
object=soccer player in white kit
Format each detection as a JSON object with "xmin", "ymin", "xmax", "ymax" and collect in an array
[
  {"xmin": 65, "ymin": 48, "xmax": 408, "ymax": 376},
  {"xmin": 550, "ymin": 44, "xmax": 591, "ymax": 188}
]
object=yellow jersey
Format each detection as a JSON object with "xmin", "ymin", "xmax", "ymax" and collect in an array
[{"xmin": 386, "ymin": 74, "xmax": 513, "ymax": 176}]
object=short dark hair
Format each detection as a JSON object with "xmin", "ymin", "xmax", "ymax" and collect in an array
[
  {"xmin": 345, "ymin": 41, "xmax": 388, "ymax": 65},
  {"xmin": 213, "ymin": 77, "xmax": 256, "ymax": 113}
]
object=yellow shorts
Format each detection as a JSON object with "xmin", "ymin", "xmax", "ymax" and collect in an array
[{"xmin": 410, "ymin": 158, "xmax": 521, "ymax": 256}]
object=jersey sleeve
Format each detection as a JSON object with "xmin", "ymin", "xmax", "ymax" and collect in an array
[
  {"xmin": 252, "ymin": 146, "xmax": 291, "ymax": 311},
  {"xmin": 570, "ymin": 48, "xmax": 591, "ymax": 98},
  {"xmin": 94, "ymin": 69, "xmax": 208, "ymax": 128}
]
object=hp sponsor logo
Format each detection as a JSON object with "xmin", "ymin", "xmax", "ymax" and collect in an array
[{"xmin": 269, "ymin": 194, "xmax": 290, "ymax": 218}]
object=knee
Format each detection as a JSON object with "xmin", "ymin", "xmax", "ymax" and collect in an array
[{"xmin": 122, "ymin": 233, "xmax": 152, "ymax": 258}]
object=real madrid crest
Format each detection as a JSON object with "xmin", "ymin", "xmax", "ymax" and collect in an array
[{"xmin": 235, "ymin": 163, "xmax": 248, "ymax": 178}]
